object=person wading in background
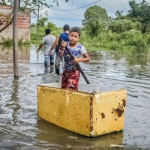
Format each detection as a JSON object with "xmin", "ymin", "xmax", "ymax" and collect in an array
[
  {"xmin": 48, "ymin": 24, "xmax": 70, "ymax": 75},
  {"xmin": 36, "ymin": 28, "xmax": 56, "ymax": 73}
]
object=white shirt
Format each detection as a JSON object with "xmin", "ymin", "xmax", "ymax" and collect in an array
[{"xmin": 42, "ymin": 34, "xmax": 56, "ymax": 55}]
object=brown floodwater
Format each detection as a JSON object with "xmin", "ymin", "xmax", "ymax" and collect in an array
[{"xmin": 1, "ymin": 45, "xmax": 150, "ymax": 149}]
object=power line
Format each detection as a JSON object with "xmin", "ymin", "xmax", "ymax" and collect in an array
[
  {"xmin": 50, "ymin": 0, "xmax": 101, "ymax": 11},
  {"xmin": 31, "ymin": 0, "xmax": 101, "ymax": 18}
]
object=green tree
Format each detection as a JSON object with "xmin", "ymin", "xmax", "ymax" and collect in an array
[
  {"xmin": 36, "ymin": 17, "xmax": 48, "ymax": 27},
  {"xmin": 115, "ymin": 10, "xmax": 124, "ymax": 19},
  {"xmin": 31, "ymin": 23, "xmax": 35, "ymax": 28},
  {"xmin": 0, "ymin": 0, "xmax": 69, "ymax": 32},
  {"xmin": 47, "ymin": 22, "xmax": 56, "ymax": 30},
  {"xmin": 109, "ymin": 19, "xmax": 141, "ymax": 33},
  {"xmin": 128, "ymin": 0, "xmax": 150, "ymax": 33},
  {"xmin": 128, "ymin": 0, "xmax": 140, "ymax": 18},
  {"xmin": 83, "ymin": 5, "xmax": 109, "ymax": 37}
]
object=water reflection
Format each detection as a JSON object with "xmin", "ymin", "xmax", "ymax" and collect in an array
[
  {"xmin": 10, "ymin": 79, "xmax": 20, "ymax": 126},
  {"xmin": 36, "ymin": 119, "xmax": 123, "ymax": 149},
  {"xmin": 0, "ymin": 45, "xmax": 30, "ymax": 63},
  {"xmin": 1, "ymin": 45, "xmax": 150, "ymax": 149}
]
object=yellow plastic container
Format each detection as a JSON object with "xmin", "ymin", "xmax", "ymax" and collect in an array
[{"xmin": 37, "ymin": 83, "xmax": 127, "ymax": 137}]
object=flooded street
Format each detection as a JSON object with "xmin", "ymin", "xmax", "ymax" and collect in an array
[{"xmin": 1, "ymin": 44, "xmax": 150, "ymax": 149}]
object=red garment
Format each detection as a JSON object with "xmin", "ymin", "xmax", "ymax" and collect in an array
[{"xmin": 61, "ymin": 69, "xmax": 80, "ymax": 91}]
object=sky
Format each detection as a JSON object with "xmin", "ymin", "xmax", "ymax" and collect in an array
[{"xmin": 31, "ymin": 0, "xmax": 141, "ymax": 27}]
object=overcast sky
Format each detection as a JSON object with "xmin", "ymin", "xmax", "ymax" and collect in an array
[{"xmin": 31, "ymin": 0, "xmax": 141, "ymax": 27}]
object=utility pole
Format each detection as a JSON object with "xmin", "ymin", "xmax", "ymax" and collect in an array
[
  {"xmin": 37, "ymin": 0, "xmax": 40, "ymax": 60},
  {"xmin": 37, "ymin": 0, "xmax": 40, "ymax": 41},
  {"xmin": 13, "ymin": 0, "xmax": 19, "ymax": 79}
]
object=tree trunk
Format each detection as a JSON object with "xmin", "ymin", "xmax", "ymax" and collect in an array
[{"xmin": 13, "ymin": 0, "xmax": 19, "ymax": 79}]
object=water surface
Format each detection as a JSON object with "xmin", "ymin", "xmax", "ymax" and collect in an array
[{"xmin": 1, "ymin": 45, "xmax": 150, "ymax": 149}]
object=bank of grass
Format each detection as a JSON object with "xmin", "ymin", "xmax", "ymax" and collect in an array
[
  {"xmin": 2, "ymin": 37, "xmax": 30, "ymax": 46},
  {"xmin": 31, "ymin": 40, "xmax": 41, "ymax": 45},
  {"xmin": 30, "ymin": 26, "xmax": 150, "ymax": 52},
  {"xmin": 31, "ymin": 26, "xmax": 62, "ymax": 41},
  {"xmin": 80, "ymin": 30, "xmax": 150, "ymax": 52}
]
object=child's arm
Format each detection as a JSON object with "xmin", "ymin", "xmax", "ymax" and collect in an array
[
  {"xmin": 58, "ymin": 41, "xmax": 66, "ymax": 58},
  {"xmin": 73, "ymin": 53, "xmax": 90, "ymax": 63},
  {"xmin": 73, "ymin": 45, "xmax": 90, "ymax": 63}
]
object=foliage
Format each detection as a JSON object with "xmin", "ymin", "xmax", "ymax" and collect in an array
[
  {"xmin": 36, "ymin": 17, "xmax": 48, "ymax": 27},
  {"xmin": 31, "ymin": 21, "xmax": 62, "ymax": 41},
  {"xmin": 31, "ymin": 23, "xmax": 35, "ymax": 28},
  {"xmin": 115, "ymin": 10, "xmax": 124, "ymax": 19},
  {"xmin": 2, "ymin": 37, "xmax": 12, "ymax": 46},
  {"xmin": 109, "ymin": 19, "xmax": 133, "ymax": 33},
  {"xmin": 0, "ymin": 0, "xmax": 69, "ymax": 33},
  {"xmin": 2, "ymin": 37, "xmax": 30, "ymax": 46},
  {"xmin": 80, "ymin": 28, "xmax": 149, "ymax": 52},
  {"xmin": 82, "ymin": 1, "xmax": 150, "ymax": 52},
  {"xmin": 0, "ymin": 0, "xmax": 69, "ymax": 15},
  {"xmin": 128, "ymin": 0, "xmax": 150, "ymax": 33},
  {"xmin": 47, "ymin": 22, "xmax": 57, "ymax": 31},
  {"xmin": 83, "ymin": 5, "xmax": 110, "ymax": 37}
]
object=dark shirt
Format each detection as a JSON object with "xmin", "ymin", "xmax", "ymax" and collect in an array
[
  {"xmin": 56, "ymin": 33, "xmax": 69, "ymax": 54},
  {"xmin": 60, "ymin": 33, "xmax": 69, "ymax": 42}
]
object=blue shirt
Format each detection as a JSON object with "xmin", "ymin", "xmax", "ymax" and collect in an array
[
  {"xmin": 56, "ymin": 33, "xmax": 69, "ymax": 54},
  {"xmin": 60, "ymin": 33, "xmax": 69, "ymax": 42},
  {"xmin": 63, "ymin": 43, "xmax": 87, "ymax": 71}
]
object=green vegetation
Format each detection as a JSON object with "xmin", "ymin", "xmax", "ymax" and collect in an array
[
  {"xmin": 31, "ymin": 0, "xmax": 150, "ymax": 52},
  {"xmin": 81, "ymin": 0, "xmax": 150, "ymax": 52},
  {"xmin": 2, "ymin": 37, "xmax": 30, "ymax": 46},
  {"xmin": 31, "ymin": 17, "xmax": 62, "ymax": 44}
]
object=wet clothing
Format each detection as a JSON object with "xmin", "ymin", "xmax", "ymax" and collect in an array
[
  {"xmin": 42, "ymin": 34, "xmax": 56, "ymax": 55},
  {"xmin": 61, "ymin": 43, "xmax": 87, "ymax": 91},
  {"xmin": 42, "ymin": 34, "xmax": 56, "ymax": 72},
  {"xmin": 61, "ymin": 69, "xmax": 80, "ymax": 91},
  {"xmin": 44, "ymin": 55, "xmax": 54, "ymax": 66},
  {"xmin": 63, "ymin": 43, "xmax": 86, "ymax": 71},
  {"xmin": 55, "ymin": 33, "xmax": 69, "ymax": 75},
  {"xmin": 55, "ymin": 54, "xmax": 62, "ymax": 72}
]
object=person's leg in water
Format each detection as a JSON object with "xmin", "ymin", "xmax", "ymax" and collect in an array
[
  {"xmin": 50, "ymin": 55, "xmax": 54, "ymax": 73},
  {"xmin": 55, "ymin": 54, "xmax": 61, "ymax": 75},
  {"xmin": 44, "ymin": 55, "xmax": 49, "ymax": 73}
]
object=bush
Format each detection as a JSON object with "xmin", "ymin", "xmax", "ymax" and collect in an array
[
  {"xmin": 2, "ymin": 37, "xmax": 13, "ymax": 46},
  {"xmin": 109, "ymin": 41, "xmax": 120, "ymax": 50},
  {"xmin": 2, "ymin": 37, "xmax": 30, "ymax": 46}
]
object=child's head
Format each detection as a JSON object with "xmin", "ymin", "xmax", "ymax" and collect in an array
[
  {"xmin": 45, "ymin": 29, "xmax": 51, "ymax": 35},
  {"xmin": 63, "ymin": 24, "xmax": 70, "ymax": 32},
  {"xmin": 69, "ymin": 27, "xmax": 81, "ymax": 45}
]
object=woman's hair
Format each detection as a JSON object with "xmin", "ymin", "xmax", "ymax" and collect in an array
[{"xmin": 69, "ymin": 27, "xmax": 81, "ymax": 37}]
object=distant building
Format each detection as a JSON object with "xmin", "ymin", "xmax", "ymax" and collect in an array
[{"xmin": 0, "ymin": 5, "xmax": 30, "ymax": 43}]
